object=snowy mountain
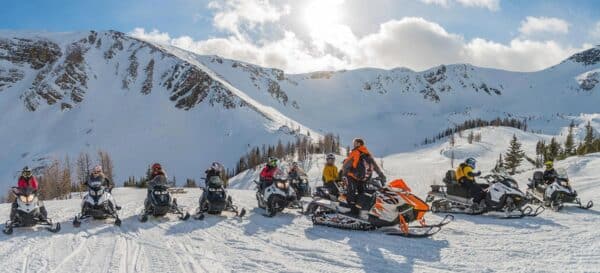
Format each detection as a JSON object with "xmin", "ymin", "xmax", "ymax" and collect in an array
[{"xmin": 1, "ymin": 30, "xmax": 599, "ymax": 189}]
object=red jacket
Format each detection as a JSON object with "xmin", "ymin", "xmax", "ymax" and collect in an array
[
  {"xmin": 18, "ymin": 176, "xmax": 39, "ymax": 190},
  {"xmin": 260, "ymin": 166, "xmax": 278, "ymax": 182}
]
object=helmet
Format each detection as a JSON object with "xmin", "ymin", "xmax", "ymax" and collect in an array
[
  {"xmin": 267, "ymin": 157, "xmax": 278, "ymax": 168},
  {"xmin": 152, "ymin": 163, "xmax": 162, "ymax": 171},
  {"xmin": 210, "ymin": 162, "xmax": 222, "ymax": 172},
  {"xmin": 544, "ymin": 161, "xmax": 553, "ymax": 169},
  {"xmin": 465, "ymin": 157, "xmax": 477, "ymax": 168},
  {"xmin": 326, "ymin": 153, "xmax": 335, "ymax": 161},
  {"xmin": 22, "ymin": 166, "xmax": 32, "ymax": 178},
  {"xmin": 92, "ymin": 165, "xmax": 103, "ymax": 174}
]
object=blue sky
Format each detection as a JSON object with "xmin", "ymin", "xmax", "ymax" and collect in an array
[{"xmin": 2, "ymin": 0, "xmax": 599, "ymax": 73}]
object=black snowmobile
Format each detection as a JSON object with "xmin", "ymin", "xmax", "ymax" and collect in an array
[
  {"xmin": 305, "ymin": 177, "xmax": 453, "ymax": 238},
  {"xmin": 255, "ymin": 170, "xmax": 302, "ymax": 217},
  {"xmin": 139, "ymin": 176, "xmax": 190, "ymax": 222},
  {"xmin": 426, "ymin": 170, "xmax": 544, "ymax": 218},
  {"xmin": 73, "ymin": 178, "xmax": 121, "ymax": 227},
  {"xmin": 194, "ymin": 176, "xmax": 246, "ymax": 220},
  {"xmin": 526, "ymin": 169, "xmax": 593, "ymax": 211},
  {"xmin": 3, "ymin": 187, "xmax": 60, "ymax": 235}
]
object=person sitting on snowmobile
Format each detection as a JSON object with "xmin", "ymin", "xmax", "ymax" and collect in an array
[
  {"xmin": 288, "ymin": 162, "xmax": 306, "ymax": 181},
  {"xmin": 456, "ymin": 158, "xmax": 485, "ymax": 208},
  {"xmin": 259, "ymin": 157, "xmax": 279, "ymax": 192},
  {"xmin": 148, "ymin": 163, "xmax": 167, "ymax": 181},
  {"xmin": 342, "ymin": 138, "xmax": 386, "ymax": 215},
  {"xmin": 542, "ymin": 161, "xmax": 558, "ymax": 185},
  {"xmin": 86, "ymin": 165, "xmax": 114, "ymax": 192},
  {"xmin": 205, "ymin": 162, "xmax": 223, "ymax": 181},
  {"xmin": 322, "ymin": 153, "xmax": 340, "ymax": 196},
  {"xmin": 12, "ymin": 167, "xmax": 47, "ymax": 221}
]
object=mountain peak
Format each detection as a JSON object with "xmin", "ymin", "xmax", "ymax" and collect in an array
[{"xmin": 567, "ymin": 46, "xmax": 600, "ymax": 66}]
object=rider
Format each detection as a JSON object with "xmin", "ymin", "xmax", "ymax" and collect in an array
[
  {"xmin": 12, "ymin": 167, "xmax": 47, "ymax": 221},
  {"xmin": 148, "ymin": 163, "xmax": 167, "ymax": 181},
  {"xmin": 288, "ymin": 162, "xmax": 306, "ymax": 181},
  {"xmin": 342, "ymin": 138, "xmax": 386, "ymax": 216},
  {"xmin": 456, "ymin": 158, "xmax": 485, "ymax": 208},
  {"xmin": 322, "ymin": 153, "xmax": 340, "ymax": 196},
  {"xmin": 542, "ymin": 161, "xmax": 558, "ymax": 185},
  {"xmin": 87, "ymin": 165, "xmax": 114, "ymax": 191},
  {"xmin": 205, "ymin": 162, "xmax": 223, "ymax": 181},
  {"xmin": 145, "ymin": 163, "xmax": 168, "ymax": 211},
  {"xmin": 259, "ymin": 157, "xmax": 279, "ymax": 193}
]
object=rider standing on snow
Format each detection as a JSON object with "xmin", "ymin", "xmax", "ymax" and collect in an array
[
  {"xmin": 342, "ymin": 138, "xmax": 386, "ymax": 215},
  {"xmin": 322, "ymin": 153, "xmax": 340, "ymax": 196},
  {"xmin": 87, "ymin": 165, "xmax": 114, "ymax": 191},
  {"xmin": 12, "ymin": 167, "xmax": 48, "ymax": 221},
  {"xmin": 543, "ymin": 161, "xmax": 558, "ymax": 184},
  {"xmin": 456, "ymin": 158, "xmax": 484, "ymax": 207},
  {"xmin": 259, "ymin": 157, "xmax": 279, "ymax": 192}
]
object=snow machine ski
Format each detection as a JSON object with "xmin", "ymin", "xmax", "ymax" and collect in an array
[
  {"xmin": 426, "ymin": 171, "xmax": 544, "ymax": 218},
  {"xmin": 305, "ymin": 177, "xmax": 453, "ymax": 238},
  {"xmin": 255, "ymin": 170, "xmax": 302, "ymax": 217},
  {"xmin": 194, "ymin": 176, "xmax": 246, "ymax": 220},
  {"xmin": 526, "ymin": 169, "xmax": 593, "ymax": 211},
  {"xmin": 73, "ymin": 178, "xmax": 121, "ymax": 227},
  {"xmin": 3, "ymin": 187, "xmax": 60, "ymax": 235},
  {"xmin": 139, "ymin": 176, "xmax": 190, "ymax": 222}
]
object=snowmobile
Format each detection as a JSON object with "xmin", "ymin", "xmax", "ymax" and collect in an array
[
  {"xmin": 289, "ymin": 174, "xmax": 311, "ymax": 199},
  {"xmin": 194, "ymin": 176, "xmax": 246, "ymax": 220},
  {"xmin": 305, "ymin": 177, "xmax": 453, "ymax": 238},
  {"xmin": 255, "ymin": 170, "xmax": 301, "ymax": 217},
  {"xmin": 73, "ymin": 179, "xmax": 121, "ymax": 227},
  {"xmin": 139, "ymin": 176, "xmax": 190, "ymax": 222},
  {"xmin": 526, "ymin": 169, "xmax": 593, "ymax": 211},
  {"xmin": 3, "ymin": 187, "xmax": 60, "ymax": 235},
  {"xmin": 426, "ymin": 171, "xmax": 544, "ymax": 218}
]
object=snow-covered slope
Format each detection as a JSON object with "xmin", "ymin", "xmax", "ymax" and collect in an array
[
  {"xmin": 0, "ymin": 30, "xmax": 317, "ymax": 188},
  {"xmin": 1, "ymin": 151, "xmax": 600, "ymax": 272}
]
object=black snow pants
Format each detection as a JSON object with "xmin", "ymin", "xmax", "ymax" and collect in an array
[
  {"xmin": 461, "ymin": 180, "xmax": 485, "ymax": 203},
  {"xmin": 346, "ymin": 177, "xmax": 366, "ymax": 214}
]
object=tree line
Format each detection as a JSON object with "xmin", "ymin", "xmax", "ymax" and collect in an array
[
  {"xmin": 423, "ymin": 117, "xmax": 528, "ymax": 145},
  {"xmin": 234, "ymin": 133, "xmax": 342, "ymax": 175},
  {"xmin": 2, "ymin": 150, "xmax": 115, "ymax": 203}
]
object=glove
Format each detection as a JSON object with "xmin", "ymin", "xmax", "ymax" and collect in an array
[{"xmin": 474, "ymin": 171, "xmax": 482, "ymax": 177}]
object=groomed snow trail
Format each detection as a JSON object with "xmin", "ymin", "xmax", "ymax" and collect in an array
[{"xmin": 1, "ymin": 156, "xmax": 600, "ymax": 273}]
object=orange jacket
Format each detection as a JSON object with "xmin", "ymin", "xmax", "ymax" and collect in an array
[{"xmin": 343, "ymin": 145, "xmax": 382, "ymax": 181}]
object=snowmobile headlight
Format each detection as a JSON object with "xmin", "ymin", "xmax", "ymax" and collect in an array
[
  {"xmin": 26, "ymin": 194, "xmax": 35, "ymax": 202},
  {"xmin": 19, "ymin": 195, "xmax": 28, "ymax": 203},
  {"xmin": 276, "ymin": 181, "xmax": 288, "ymax": 190}
]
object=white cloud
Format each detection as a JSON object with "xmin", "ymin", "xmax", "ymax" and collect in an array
[
  {"xmin": 455, "ymin": 0, "xmax": 500, "ymax": 11},
  {"xmin": 420, "ymin": 0, "xmax": 499, "ymax": 11},
  {"xmin": 130, "ymin": 1, "xmax": 586, "ymax": 74},
  {"xmin": 419, "ymin": 0, "xmax": 450, "ymax": 8},
  {"xmin": 519, "ymin": 16, "xmax": 570, "ymax": 36},
  {"xmin": 208, "ymin": 0, "xmax": 290, "ymax": 38}
]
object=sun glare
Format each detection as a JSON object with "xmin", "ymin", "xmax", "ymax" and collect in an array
[{"xmin": 303, "ymin": 0, "xmax": 343, "ymax": 35}]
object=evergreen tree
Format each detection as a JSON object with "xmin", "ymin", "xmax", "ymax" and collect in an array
[
  {"xmin": 547, "ymin": 137, "xmax": 561, "ymax": 161},
  {"xmin": 584, "ymin": 121, "xmax": 595, "ymax": 152},
  {"xmin": 494, "ymin": 154, "xmax": 505, "ymax": 173},
  {"xmin": 505, "ymin": 134, "xmax": 525, "ymax": 175},
  {"xmin": 564, "ymin": 121, "xmax": 576, "ymax": 156}
]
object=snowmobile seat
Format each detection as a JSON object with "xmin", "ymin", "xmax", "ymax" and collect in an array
[
  {"xmin": 446, "ymin": 183, "xmax": 470, "ymax": 198},
  {"xmin": 443, "ymin": 170, "xmax": 458, "ymax": 186}
]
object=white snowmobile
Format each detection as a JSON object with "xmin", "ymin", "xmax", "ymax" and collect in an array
[
  {"xmin": 3, "ymin": 187, "xmax": 60, "ymax": 235},
  {"xmin": 139, "ymin": 176, "xmax": 190, "ymax": 222},
  {"xmin": 194, "ymin": 176, "xmax": 246, "ymax": 220},
  {"xmin": 255, "ymin": 170, "xmax": 301, "ymax": 217},
  {"xmin": 305, "ymin": 177, "xmax": 453, "ymax": 238},
  {"xmin": 73, "ymin": 178, "xmax": 121, "ymax": 227},
  {"xmin": 526, "ymin": 168, "xmax": 593, "ymax": 211},
  {"xmin": 426, "ymin": 171, "xmax": 544, "ymax": 218}
]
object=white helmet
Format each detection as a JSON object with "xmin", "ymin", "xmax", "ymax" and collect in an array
[{"xmin": 326, "ymin": 153, "xmax": 335, "ymax": 161}]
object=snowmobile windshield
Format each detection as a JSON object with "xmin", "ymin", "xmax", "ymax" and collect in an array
[
  {"xmin": 13, "ymin": 187, "xmax": 36, "ymax": 196},
  {"xmin": 273, "ymin": 169, "xmax": 288, "ymax": 181},
  {"xmin": 556, "ymin": 168, "xmax": 570, "ymax": 185},
  {"xmin": 88, "ymin": 180, "xmax": 103, "ymax": 189},
  {"xmin": 207, "ymin": 176, "xmax": 224, "ymax": 188}
]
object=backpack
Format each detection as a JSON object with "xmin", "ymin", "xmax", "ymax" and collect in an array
[{"xmin": 354, "ymin": 153, "xmax": 374, "ymax": 181}]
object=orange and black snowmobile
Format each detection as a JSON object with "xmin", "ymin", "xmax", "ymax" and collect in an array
[{"xmin": 305, "ymin": 177, "xmax": 453, "ymax": 237}]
